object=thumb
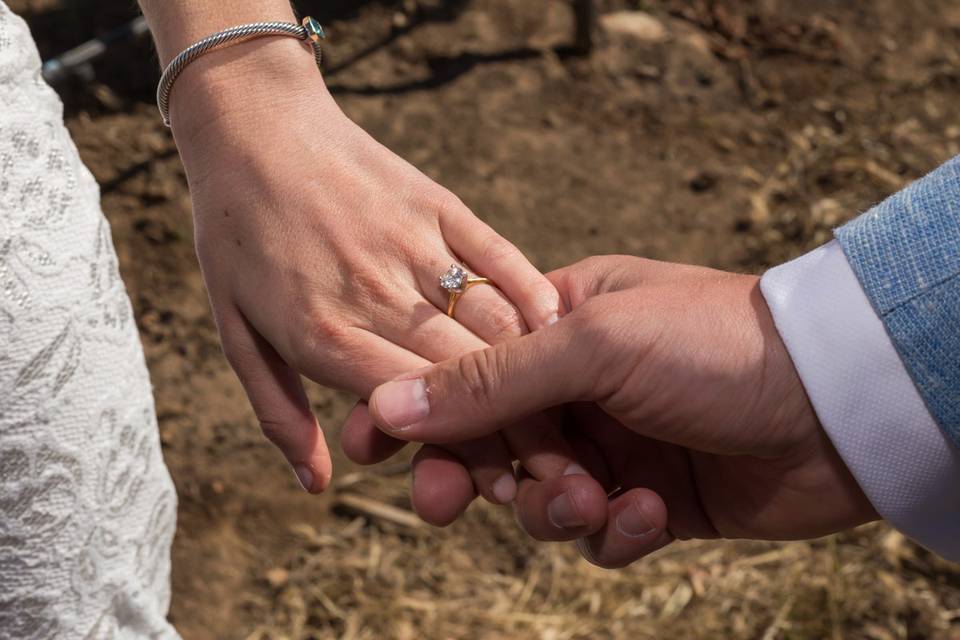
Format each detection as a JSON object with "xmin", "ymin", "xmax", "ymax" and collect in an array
[{"xmin": 368, "ymin": 315, "xmax": 595, "ymax": 444}]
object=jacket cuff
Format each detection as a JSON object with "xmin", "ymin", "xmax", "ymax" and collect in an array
[
  {"xmin": 761, "ymin": 240, "xmax": 960, "ymax": 561},
  {"xmin": 836, "ymin": 156, "xmax": 960, "ymax": 445}
]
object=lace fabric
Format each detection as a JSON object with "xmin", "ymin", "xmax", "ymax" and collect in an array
[{"xmin": 0, "ymin": 4, "xmax": 179, "ymax": 638}]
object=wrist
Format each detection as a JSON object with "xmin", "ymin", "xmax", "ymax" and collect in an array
[
  {"xmin": 167, "ymin": 36, "xmax": 339, "ymax": 149},
  {"xmin": 751, "ymin": 279, "xmax": 878, "ymax": 529},
  {"xmin": 748, "ymin": 277, "xmax": 824, "ymax": 451},
  {"xmin": 140, "ymin": 0, "xmax": 297, "ymax": 66}
]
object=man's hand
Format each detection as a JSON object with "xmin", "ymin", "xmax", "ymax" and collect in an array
[{"xmin": 369, "ymin": 256, "xmax": 879, "ymax": 566}]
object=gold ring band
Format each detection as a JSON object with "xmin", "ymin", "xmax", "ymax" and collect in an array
[{"xmin": 447, "ymin": 277, "xmax": 493, "ymax": 318}]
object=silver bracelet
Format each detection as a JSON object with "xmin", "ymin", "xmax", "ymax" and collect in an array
[{"xmin": 156, "ymin": 16, "xmax": 326, "ymax": 127}]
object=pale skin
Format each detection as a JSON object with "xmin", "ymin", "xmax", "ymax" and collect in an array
[
  {"xmin": 137, "ymin": 0, "xmax": 585, "ymax": 510},
  {"xmin": 368, "ymin": 256, "xmax": 879, "ymax": 568}
]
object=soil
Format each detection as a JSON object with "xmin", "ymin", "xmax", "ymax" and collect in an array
[{"xmin": 12, "ymin": 0, "xmax": 960, "ymax": 638}]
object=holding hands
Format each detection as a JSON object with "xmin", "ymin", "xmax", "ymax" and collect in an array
[
  {"xmin": 175, "ymin": 56, "xmax": 875, "ymax": 560},
  {"xmin": 364, "ymin": 257, "xmax": 878, "ymax": 567},
  {"xmin": 143, "ymin": 2, "xmax": 883, "ymax": 569}
]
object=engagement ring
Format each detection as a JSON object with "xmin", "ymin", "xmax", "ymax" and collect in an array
[{"xmin": 439, "ymin": 264, "xmax": 493, "ymax": 318}]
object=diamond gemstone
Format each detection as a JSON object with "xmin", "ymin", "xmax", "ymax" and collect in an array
[{"xmin": 439, "ymin": 265, "xmax": 467, "ymax": 292}]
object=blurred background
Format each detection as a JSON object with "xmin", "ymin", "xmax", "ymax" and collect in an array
[{"xmin": 11, "ymin": 0, "xmax": 960, "ymax": 637}]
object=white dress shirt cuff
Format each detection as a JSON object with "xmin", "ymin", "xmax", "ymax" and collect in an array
[{"xmin": 760, "ymin": 239, "xmax": 960, "ymax": 561}]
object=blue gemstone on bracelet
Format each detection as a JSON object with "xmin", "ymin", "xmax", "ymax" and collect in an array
[{"xmin": 303, "ymin": 16, "xmax": 326, "ymax": 42}]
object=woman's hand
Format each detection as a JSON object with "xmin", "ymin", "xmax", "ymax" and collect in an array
[
  {"xmin": 168, "ymin": 37, "xmax": 573, "ymax": 496},
  {"xmin": 368, "ymin": 256, "xmax": 879, "ymax": 565}
]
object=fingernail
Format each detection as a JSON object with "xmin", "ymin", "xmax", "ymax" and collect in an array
[
  {"xmin": 294, "ymin": 464, "xmax": 314, "ymax": 492},
  {"xmin": 546, "ymin": 312, "xmax": 560, "ymax": 326},
  {"xmin": 576, "ymin": 537, "xmax": 599, "ymax": 565},
  {"xmin": 492, "ymin": 473, "xmax": 517, "ymax": 504},
  {"xmin": 375, "ymin": 378, "xmax": 429, "ymax": 430},
  {"xmin": 548, "ymin": 492, "xmax": 586, "ymax": 529},
  {"xmin": 564, "ymin": 463, "xmax": 588, "ymax": 476},
  {"xmin": 616, "ymin": 502, "xmax": 656, "ymax": 538}
]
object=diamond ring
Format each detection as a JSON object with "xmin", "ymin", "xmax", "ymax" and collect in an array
[{"xmin": 439, "ymin": 264, "xmax": 494, "ymax": 318}]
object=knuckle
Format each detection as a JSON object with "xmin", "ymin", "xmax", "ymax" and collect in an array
[
  {"xmin": 479, "ymin": 234, "xmax": 521, "ymax": 265},
  {"xmin": 572, "ymin": 255, "xmax": 607, "ymax": 272},
  {"xmin": 567, "ymin": 255, "xmax": 647, "ymax": 298},
  {"xmin": 561, "ymin": 257, "xmax": 606, "ymax": 304},
  {"xmin": 350, "ymin": 266, "xmax": 404, "ymax": 308},
  {"xmin": 568, "ymin": 300, "xmax": 607, "ymax": 335},
  {"xmin": 258, "ymin": 417, "xmax": 292, "ymax": 448},
  {"xmin": 482, "ymin": 300, "xmax": 525, "ymax": 341},
  {"xmin": 527, "ymin": 281, "xmax": 561, "ymax": 321},
  {"xmin": 455, "ymin": 348, "xmax": 501, "ymax": 407},
  {"xmin": 292, "ymin": 309, "xmax": 353, "ymax": 368},
  {"xmin": 527, "ymin": 277, "xmax": 558, "ymax": 301},
  {"xmin": 564, "ymin": 301, "xmax": 621, "ymax": 380},
  {"xmin": 305, "ymin": 313, "xmax": 349, "ymax": 347},
  {"xmin": 258, "ymin": 410, "xmax": 315, "ymax": 450},
  {"xmin": 428, "ymin": 190, "xmax": 469, "ymax": 219},
  {"xmin": 337, "ymin": 250, "xmax": 415, "ymax": 312},
  {"xmin": 577, "ymin": 256, "xmax": 618, "ymax": 295}
]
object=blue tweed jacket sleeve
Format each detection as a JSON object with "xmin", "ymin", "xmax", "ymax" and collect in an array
[{"xmin": 836, "ymin": 156, "xmax": 960, "ymax": 447}]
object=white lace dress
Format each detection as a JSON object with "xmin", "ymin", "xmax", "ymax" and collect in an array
[{"xmin": 0, "ymin": 4, "xmax": 179, "ymax": 638}]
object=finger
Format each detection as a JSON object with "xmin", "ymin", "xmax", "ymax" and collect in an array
[
  {"xmin": 343, "ymin": 339, "xmax": 587, "ymax": 493},
  {"xmin": 340, "ymin": 401, "xmax": 406, "ymax": 465},
  {"xmin": 340, "ymin": 402, "xmax": 488, "ymax": 521},
  {"xmin": 396, "ymin": 253, "xmax": 529, "ymax": 351},
  {"xmin": 238, "ymin": 281, "xmax": 430, "ymax": 473},
  {"xmin": 501, "ymin": 412, "xmax": 590, "ymax": 481},
  {"xmin": 441, "ymin": 206, "xmax": 561, "ymax": 329},
  {"xmin": 218, "ymin": 308, "xmax": 332, "ymax": 493},
  {"xmin": 293, "ymin": 327, "xmax": 428, "ymax": 398},
  {"xmin": 369, "ymin": 314, "xmax": 597, "ymax": 443},
  {"xmin": 335, "ymin": 357, "xmax": 516, "ymax": 515},
  {"xmin": 410, "ymin": 445, "xmax": 477, "ymax": 527},
  {"xmin": 512, "ymin": 472, "xmax": 609, "ymax": 541},
  {"xmin": 364, "ymin": 292, "xmax": 583, "ymax": 494},
  {"xmin": 299, "ymin": 329, "xmax": 431, "ymax": 469},
  {"xmin": 449, "ymin": 280, "xmax": 529, "ymax": 344},
  {"xmin": 567, "ymin": 403, "xmax": 720, "ymax": 541},
  {"xmin": 374, "ymin": 292, "xmax": 514, "ymax": 366},
  {"xmin": 329, "ymin": 325, "xmax": 514, "ymax": 482},
  {"xmin": 557, "ymin": 409, "xmax": 618, "ymax": 492},
  {"xmin": 576, "ymin": 489, "xmax": 673, "ymax": 569},
  {"xmin": 342, "ymin": 401, "xmax": 515, "ymax": 506},
  {"xmin": 372, "ymin": 292, "xmax": 579, "ymax": 485},
  {"xmin": 546, "ymin": 256, "xmax": 705, "ymax": 309},
  {"xmin": 292, "ymin": 323, "xmax": 507, "ymax": 470},
  {"xmin": 447, "ymin": 435, "xmax": 518, "ymax": 505},
  {"xmin": 291, "ymin": 311, "xmax": 571, "ymax": 498}
]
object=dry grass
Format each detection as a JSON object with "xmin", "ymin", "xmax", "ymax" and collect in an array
[{"xmin": 239, "ymin": 469, "xmax": 960, "ymax": 640}]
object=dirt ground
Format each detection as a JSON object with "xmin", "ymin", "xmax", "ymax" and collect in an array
[{"xmin": 13, "ymin": 0, "xmax": 960, "ymax": 637}]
